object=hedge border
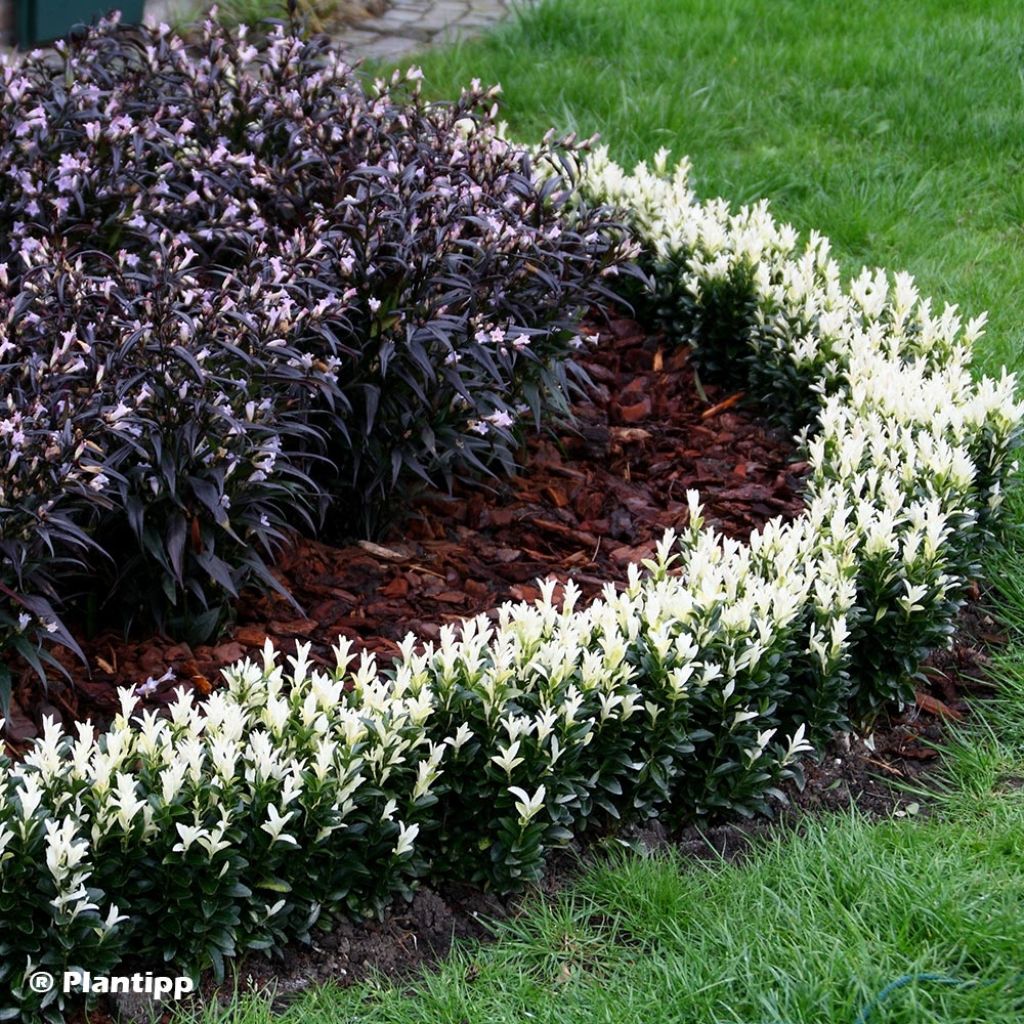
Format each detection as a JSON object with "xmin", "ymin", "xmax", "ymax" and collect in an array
[{"xmin": 1, "ymin": 146, "xmax": 1022, "ymax": 1019}]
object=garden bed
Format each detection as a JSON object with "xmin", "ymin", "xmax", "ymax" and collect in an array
[
  {"xmin": 2, "ymin": 17, "xmax": 1023, "ymax": 1024},
  {"xmin": 4, "ymin": 313, "xmax": 807, "ymax": 746}
]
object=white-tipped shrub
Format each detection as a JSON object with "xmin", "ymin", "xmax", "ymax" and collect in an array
[
  {"xmin": 2, "ymin": 144, "xmax": 1022, "ymax": 1020},
  {"xmin": 578, "ymin": 146, "xmax": 1022, "ymax": 711}
]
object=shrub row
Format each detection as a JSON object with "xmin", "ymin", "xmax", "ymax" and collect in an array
[
  {"xmin": 2, "ymin": 140, "xmax": 1022, "ymax": 1017},
  {"xmin": 1, "ymin": 516, "xmax": 822, "ymax": 1019},
  {"xmin": 0, "ymin": 16, "xmax": 633, "ymax": 688},
  {"xmin": 578, "ymin": 146, "xmax": 1023, "ymax": 713}
]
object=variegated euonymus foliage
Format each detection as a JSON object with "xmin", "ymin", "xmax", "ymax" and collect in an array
[
  {"xmin": 576, "ymin": 145, "xmax": 1022, "ymax": 710},
  {"xmin": 2, "ymin": 88, "xmax": 1024, "ymax": 1024}
]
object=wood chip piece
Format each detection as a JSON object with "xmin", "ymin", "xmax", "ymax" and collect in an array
[
  {"xmin": 914, "ymin": 691, "xmax": 964, "ymax": 720},
  {"xmin": 357, "ymin": 540, "xmax": 409, "ymax": 561}
]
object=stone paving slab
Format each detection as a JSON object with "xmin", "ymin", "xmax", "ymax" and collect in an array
[
  {"xmin": 2, "ymin": 2, "xmax": 523, "ymax": 68},
  {"xmin": 139, "ymin": 0, "xmax": 534, "ymax": 61},
  {"xmin": 334, "ymin": 0, "xmax": 537, "ymax": 63}
]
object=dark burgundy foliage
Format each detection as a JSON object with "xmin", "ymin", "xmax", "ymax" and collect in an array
[{"xmin": 0, "ymin": 14, "xmax": 634, "ymax": 701}]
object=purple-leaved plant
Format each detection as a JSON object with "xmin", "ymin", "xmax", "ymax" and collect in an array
[{"xmin": 0, "ymin": 13, "xmax": 635, "ymax": 701}]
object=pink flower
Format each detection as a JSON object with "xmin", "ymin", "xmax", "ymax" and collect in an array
[{"xmin": 485, "ymin": 409, "xmax": 514, "ymax": 430}]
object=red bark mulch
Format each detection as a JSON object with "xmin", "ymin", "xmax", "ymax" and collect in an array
[{"xmin": 6, "ymin": 315, "xmax": 807, "ymax": 745}]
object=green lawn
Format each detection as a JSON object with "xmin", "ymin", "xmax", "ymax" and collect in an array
[
  {"xmin": 182, "ymin": 2, "xmax": 1024, "ymax": 1021},
  {"xmin": 409, "ymin": 0, "xmax": 1024, "ymax": 376},
  {"xmin": 201, "ymin": 805, "xmax": 1024, "ymax": 1023}
]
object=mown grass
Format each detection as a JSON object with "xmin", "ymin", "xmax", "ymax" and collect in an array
[
  {"xmin": 196, "ymin": 806, "xmax": 1024, "ymax": 1023},
  {"xmin": 404, "ymin": 0, "xmax": 1024, "ymax": 376},
  {"xmin": 176, "ymin": 3, "xmax": 1024, "ymax": 1021}
]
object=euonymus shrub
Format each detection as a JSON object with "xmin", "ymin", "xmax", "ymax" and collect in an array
[
  {"xmin": 0, "ymin": 524, "xmax": 818, "ymax": 1018},
  {"xmin": 577, "ymin": 147, "xmax": 1022, "ymax": 716}
]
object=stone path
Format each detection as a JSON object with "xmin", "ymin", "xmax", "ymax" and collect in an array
[
  {"xmin": 4, "ymin": 0, "xmax": 524, "ymax": 54},
  {"xmin": 333, "ymin": 0, "xmax": 533, "ymax": 62},
  {"xmin": 141, "ymin": 0, "xmax": 532, "ymax": 62}
]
